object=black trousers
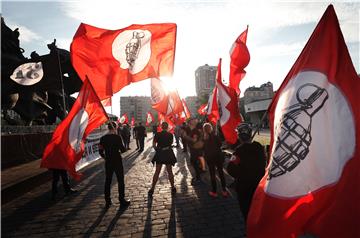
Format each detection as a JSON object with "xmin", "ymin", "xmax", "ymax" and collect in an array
[
  {"xmin": 207, "ymin": 159, "xmax": 226, "ymax": 192},
  {"xmin": 236, "ymin": 183, "xmax": 257, "ymax": 223},
  {"xmin": 104, "ymin": 161, "xmax": 125, "ymax": 203},
  {"xmin": 138, "ymin": 137, "xmax": 145, "ymax": 150},
  {"xmin": 52, "ymin": 169, "xmax": 71, "ymax": 195}
]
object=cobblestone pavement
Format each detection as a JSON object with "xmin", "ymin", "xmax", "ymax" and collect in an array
[{"xmin": 2, "ymin": 137, "xmax": 245, "ymax": 238}]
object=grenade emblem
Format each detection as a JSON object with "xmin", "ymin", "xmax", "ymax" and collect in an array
[
  {"xmin": 125, "ymin": 31, "xmax": 145, "ymax": 69},
  {"xmin": 268, "ymin": 83, "xmax": 329, "ymax": 180}
]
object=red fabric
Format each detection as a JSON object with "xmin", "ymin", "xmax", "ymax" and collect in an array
[
  {"xmin": 166, "ymin": 91, "xmax": 184, "ymax": 116},
  {"xmin": 216, "ymin": 58, "xmax": 242, "ymax": 144},
  {"xmin": 248, "ymin": 5, "xmax": 360, "ymax": 238},
  {"xmin": 157, "ymin": 112, "xmax": 175, "ymax": 133},
  {"xmin": 119, "ymin": 113, "xmax": 129, "ymax": 124},
  {"xmin": 206, "ymin": 87, "xmax": 219, "ymax": 125},
  {"xmin": 130, "ymin": 117, "xmax": 135, "ymax": 127},
  {"xmin": 101, "ymin": 97, "xmax": 111, "ymax": 107},
  {"xmin": 71, "ymin": 23, "xmax": 177, "ymax": 99},
  {"xmin": 229, "ymin": 26, "xmax": 250, "ymax": 96},
  {"xmin": 145, "ymin": 111, "xmax": 154, "ymax": 126},
  {"xmin": 40, "ymin": 80, "xmax": 108, "ymax": 179},
  {"xmin": 197, "ymin": 103, "xmax": 207, "ymax": 115},
  {"xmin": 181, "ymin": 99, "xmax": 191, "ymax": 119},
  {"xmin": 151, "ymin": 77, "xmax": 169, "ymax": 114}
]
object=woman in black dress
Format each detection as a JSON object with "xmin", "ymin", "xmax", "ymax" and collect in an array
[{"xmin": 148, "ymin": 122, "xmax": 177, "ymax": 196}]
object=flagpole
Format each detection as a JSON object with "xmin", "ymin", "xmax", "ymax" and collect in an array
[
  {"xmin": 251, "ymin": 110, "xmax": 268, "ymax": 141},
  {"xmin": 55, "ymin": 43, "xmax": 67, "ymax": 118}
]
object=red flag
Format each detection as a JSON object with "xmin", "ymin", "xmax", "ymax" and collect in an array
[
  {"xmin": 206, "ymin": 87, "xmax": 220, "ymax": 125},
  {"xmin": 151, "ymin": 77, "xmax": 169, "ymax": 114},
  {"xmin": 145, "ymin": 111, "xmax": 154, "ymax": 126},
  {"xmin": 248, "ymin": 5, "xmax": 360, "ymax": 238},
  {"xmin": 71, "ymin": 23, "xmax": 177, "ymax": 99},
  {"xmin": 216, "ymin": 58, "xmax": 242, "ymax": 144},
  {"xmin": 166, "ymin": 91, "xmax": 183, "ymax": 116},
  {"xmin": 229, "ymin": 26, "xmax": 250, "ymax": 96},
  {"xmin": 157, "ymin": 112, "xmax": 175, "ymax": 133},
  {"xmin": 101, "ymin": 97, "xmax": 112, "ymax": 107},
  {"xmin": 40, "ymin": 79, "xmax": 109, "ymax": 179},
  {"xmin": 169, "ymin": 100, "xmax": 190, "ymax": 126},
  {"xmin": 119, "ymin": 113, "xmax": 129, "ymax": 124},
  {"xmin": 197, "ymin": 103, "xmax": 208, "ymax": 115},
  {"xmin": 130, "ymin": 117, "xmax": 135, "ymax": 127},
  {"xmin": 181, "ymin": 99, "xmax": 191, "ymax": 119}
]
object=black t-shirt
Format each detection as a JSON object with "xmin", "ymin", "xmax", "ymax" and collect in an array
[
  {"xmin": 233, "ymin": 141, "xmax": 266, "ymax": 184},
  {"xmin": 99, "ymin": 134, "xmax": 126, "ymax": 162},
  {"xmin": 154, "ymin": 131, "xmax": 173, "ymax": 148}
]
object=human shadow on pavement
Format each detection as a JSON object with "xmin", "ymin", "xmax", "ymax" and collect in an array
[
  {"xmin": 1, "ymin": 161, "xmax": 105, "ymax": 235},
  {"xmin": 82, "ymin": 207, "xmax": 108, "ymax": 238},
  {"xmin": 142, "ymin": 195, "xmax": 153, "ymax": 238},
  {"xmin": 101, "ymin": 205, "xmax": 128, "ymax": 237},
  {"xmin": 167, "ymin": 193, "xmax": 176, "ymax": 238}
]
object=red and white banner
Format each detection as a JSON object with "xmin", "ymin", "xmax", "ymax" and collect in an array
[
  {"xmin": 150, "ymin": 77, "xmax": 183, "ymax": 116},
  {"xmin": 216, "ymin": 58, "xmax": 242, "ymax": 144},
  {"xmin": 151, "ymin": 77, "xmax": 169, "ymax": 114},
  {"xmin": 248, "ymin": 5, "xmax": 360, "ymax": 238},
  {"xmin": 206, "ymin": 87, "xmax": 220, "ymax": 125},
  {"xmin": 118, "ymin": 113, "xmax": 129, "ymax": 124},
  {"xmin": 71, "ymin": 23, "xmax": 177, "ymax": 99},
  {"xmin": 41, "ymin": 79, "xmax": 108, "ymax": 179},
  {"xmin": 197, "ymin": 103, "xmax": 208, "ymax": 116},
  {"xmin": 145, "ymin": 111, "xmax": 154, "ymax": 126},
  {"xmin": 229, "ymin": 26, "xmax": 250, "ymax": 96}
]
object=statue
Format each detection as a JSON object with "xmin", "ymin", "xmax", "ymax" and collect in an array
[{"xmin": 1, "ymin": 17, "xmax": 82, "ymax": 126}]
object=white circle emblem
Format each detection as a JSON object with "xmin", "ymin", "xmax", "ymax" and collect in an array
[
  {"xmin": 112, "ymin": 30, "xmax": 151, "ymax": 74},
  {"xmin": 10, "ymin": 62, "xmax": 44, "ymax": 85},
  {"xmin": 265, "ymin": 71, "xmax": 355, "ymax": 198},
  {"xmin": 69, "ymin": 108, "xmax": 89, "ymax": 153}
]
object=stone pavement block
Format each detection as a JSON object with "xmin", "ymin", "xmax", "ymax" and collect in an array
[{"xmin": 2, "ymin": 137, "xmax": 245, "ymax": 237}]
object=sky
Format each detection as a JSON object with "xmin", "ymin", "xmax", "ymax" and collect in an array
[{"xmin": 2, "ymin": 0, "xmax": 359, "ymax": 116}]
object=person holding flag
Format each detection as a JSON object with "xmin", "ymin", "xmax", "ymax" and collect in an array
[
  {"xmin": 99, "ymin": 121, "xmax": 131, "ymax": 209},
  {"xmin": 137, "ymin": 122, "xmax": 147, "ymax": 152}
]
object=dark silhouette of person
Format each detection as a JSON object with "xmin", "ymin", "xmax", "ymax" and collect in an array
[
  {"xmin": 148, "ymin": 122, "xmax": 177, "ymax": 196},
  {"xmin": 202, "ymin": 123, "xmax": 228, "ymax": 197},
  {"xmin": 232, "ymin": 123, "xmax": 266, "ymax": 223},
  {"xmin": 51, "ymin": 169, "xmax": 77, "ymax": 200},
  {"xmin": 99, "ymin": 121, "xmax": 130, "ymax": 209},
  {"xmin": 136, "ymin": 122, "xmax": 147, "ymax": 151},
  {"xmin": 180, "ymin": 122, "xmax": 191, "ymax": 152},
  {"xmin": 133, "ymin": 123, "xmax": 140, "ymax": 149}
]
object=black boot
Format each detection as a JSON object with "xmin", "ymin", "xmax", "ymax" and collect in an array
[{"xmin": 119, "ymin": 199, "xmax": 131, "ymax": 208}]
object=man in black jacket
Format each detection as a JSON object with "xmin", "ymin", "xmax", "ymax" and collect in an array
[
  {"xmin": 99, "ymin": 121, "xmax": 131, "ymax": 209},
  {"xmin": 231, "ymin": 123, "xmax": 266, "ymax": 223},
  {"xmin": 137, "ymin": 122, "xmax": 147, "ymax": 151}
]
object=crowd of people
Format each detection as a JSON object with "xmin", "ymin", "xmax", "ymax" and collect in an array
[{"xmin": 52, "ymin": 117, "xmax": 267, "ymax": 226}]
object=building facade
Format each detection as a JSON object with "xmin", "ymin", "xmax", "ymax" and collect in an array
[
  {"xmin": 120, "ymin": 96, "xmax": 157, "ymax": 124},
  {"xmin": 243, "ymin": 82, "xmax": 274, "ymax": 105},
  {"xmin": 242, "ymin": 82, "xmax": 274, "ymax": 127},
  {"xmin": 195, "ymin": 64, "xmax": 217, "ymax": 98},
  {"xmin": 184, "ymin": 96, "xmax": 199, "ymax": 117}
]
